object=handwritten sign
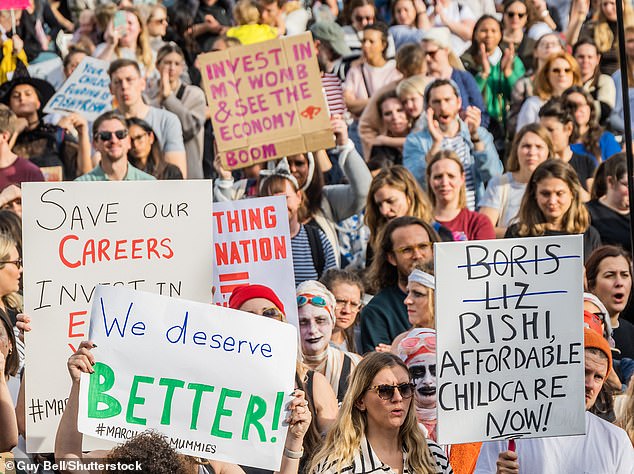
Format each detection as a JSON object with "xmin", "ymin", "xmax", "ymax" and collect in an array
[
  {"xmin": 199, "ymin": 32, "xmax": 334, "ymax": 170},
  {"xmin": 78, "ymin": 285, "xmax": 297, "ymax": 469},
  {"xmin": 22, "ymin": 181, "xmax": 213, "ymax": 453},
  {"xmin": 434, "ymin": 236, "xmax": 585, "ymax": 445},
  {"xmin": 213, "ymin": 196, "xmax": 298, "ymax": 326},
  {"xmin": 43, "ymin": 57, "xmax": 112, "ymax": 121}
]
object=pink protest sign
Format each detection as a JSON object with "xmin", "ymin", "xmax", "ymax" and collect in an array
[{"xmin": 0, "ymin": 0, "xmax": 29, "ymax": 10}]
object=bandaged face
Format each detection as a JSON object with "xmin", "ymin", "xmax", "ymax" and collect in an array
[{"xmin": 408, "ymin": 352, "xmax": 436, "ymax": 409}]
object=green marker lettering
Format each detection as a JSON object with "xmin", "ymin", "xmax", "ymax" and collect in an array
[
  {"xmin": 87, "ymin": 362, "xmax": 122, "ymax": 418},
  {"xmin": 211, "ymin": 388, "xmax": 242, "ymax": 439},
  {"xmin": 241, "ymin": 395, "xmax": 267, "ymax": 441},
  {"xmin": 159, "ymin": 378, "xmax": 185, "ymax": 425},
  {"xmin": 126, "ymin": 375, "xmax": 154, "ymax": 425}
]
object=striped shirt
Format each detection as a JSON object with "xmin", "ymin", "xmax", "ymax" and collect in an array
[
  {"xmin": 441, "ymin": 135, "xmax": 476, "ymax": 211},
  {"xmin": 314, "ymin": 436, "xmax": 453, "ymax": 474},
  {"xmin": 321, "ymin": 72, "xmax": 348, "ymax": 118},
  {"xmin": 291, "ymin": 225, "xmax": 338, "ymax": 287}
]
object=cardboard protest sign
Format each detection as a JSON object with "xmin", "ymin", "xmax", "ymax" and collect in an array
[
  {"xmin": 0, "ymin": 0, "xmax": 28, "ymax": 10},
  {"xmin": 199, "ymin": 32, "xmax": 335, "ymax": 170},
  {"xmin": 22, "ymin": 181, "xmax": 213, "ymax": 453},
  {"xmin": 434, "ymin": 235, "xmax": 585, "ymax": 445},
  {"xmin": 78, "ymin": 285, "xmax": 297, "ymax": 469},
  {"xmin": 213, "ymin": 196, "xmax": 298, "ymax": 326},
  {"xmin": 44, "ymin": 57, "xmax": 112, "ymax": 121}
]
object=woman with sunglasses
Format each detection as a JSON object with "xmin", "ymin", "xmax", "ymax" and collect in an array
[
  {"xmin": 310, "ymin": 351, "xmax": 452, "ymax": 474},
  {"xmin": 126, "ymin": 118, "xmax": 183, "ymax": 180},
  {"xmin": 501, "ymin": 0, "xmax": 533, "ymax": 67},
  {"xmin": 297, "ymin": 280, "xmax": 361, "ymax": 404},
  {"xmin": 427, "ymin": 151, "xmax": 495, "ymax": 241},
  {"xmin": 516, "ymin": 51, "xmax": 582, "ymax": 131},
  {"xmin": 146, "ymin": 4, "xmax": 168, "ymax": 54},
  {"xmin": 229, "ymin": 283, "xmax": 338, "ymax": 473}
]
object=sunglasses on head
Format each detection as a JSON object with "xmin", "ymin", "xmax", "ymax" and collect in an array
[
  {"xmin": 368, "ymin": 382, "xmax": 416, "ymax": 400},
  {"xmin": 96, "ymin": 129, "xmax": 128, "ymax": 141},
  {"xmin": 297, "ymin": 293, "xmax": 328, "ymax": 308}
]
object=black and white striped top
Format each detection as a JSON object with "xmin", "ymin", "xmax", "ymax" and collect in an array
[
  {"xmin": 442, "ymin": 135, "xmax": 476, "ymax": 211},
  {"xmin": 291, "ymin": 225, "xmax": 338, "ymax": 287},
  {"xmin": 314, "ymin": 436, "xmax": 453, "ymax": 474}
]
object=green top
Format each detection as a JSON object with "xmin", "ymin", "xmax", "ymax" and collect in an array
[{"xmin": 75, "ymin": 163, "xmax": 156, "ymax": 181}]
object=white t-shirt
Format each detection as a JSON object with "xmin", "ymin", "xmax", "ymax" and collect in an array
[
  {"xmin": 478, "ymin": 172, "xmax": 527, "ymax": 227},
  {"xmin": 474, "ymin": 411, "xmax": 634, "ymax": 474}
]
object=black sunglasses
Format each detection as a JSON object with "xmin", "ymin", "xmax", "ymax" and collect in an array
[
  {"xmin": 368, "ymin": 382, "xmax": 415, "ymax": 400},
  {"xmin": 506, "ymin": 11, "xmax": 526, "ymax": 18},
  {"xmin": 96, "ymin": 129, "xmax": 128, "ymax": 141}
]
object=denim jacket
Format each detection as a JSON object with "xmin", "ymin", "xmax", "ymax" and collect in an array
[{"xmin": 402, "ymin": 118, "xmax": 502, "ymax": 207}]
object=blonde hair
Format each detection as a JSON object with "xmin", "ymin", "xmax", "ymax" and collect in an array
[
  {"xmin": 426, "ymin": 150, "xmax": 467, "ymax": 209},
  {"xmin": 118, "ymin": 7, "xmax": 153, "ymax": 73},
  {"xmin": 309, "ymin": 352, "xmax": 438, "ymax": 474},
  {"xmin": 534, "ymin": 52, "xmax": 582, "ymax": 100},
  {"xmin": 396, "ymin": 74, "xmax": 430, "ymax": 99},
  {"xmin": 0, "ymin": 234, "xmax": 22, "ymax": 312},
  {"xmin": 506, "ymin": 123, "xmax": 553, "ymax": 172},
  {"xmin": 616, "ymin": 380, "xmax": 634, "ymax": 444},
  {"xmin": 593, "ymin": 0, "xmax": 634, "ymax": 52},
  {"xmin": 234, "ymin": 0, "xmax": 261, "ymax": 25}
]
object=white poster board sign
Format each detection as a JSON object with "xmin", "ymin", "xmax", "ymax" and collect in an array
[
  {"xmin": 435, "ymin": 235, "xmax": 585, "ymax": 445},
  {"xmin": 43, "ymin": 57, "xmax": 112, "ymax": 121},
  {"xmin": 78, "ymin": 285, "xmax": 297, "ymax": 470},
  {"xmin": 212, "ymin": 196, "xmax": 298, "ymax": 326},
  {"xmin": 23, "ymin": 181, "xmax": 213, "ymax": 452}
]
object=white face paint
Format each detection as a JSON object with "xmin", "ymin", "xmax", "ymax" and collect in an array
[{"xmin": 408, "ymin": 352, "xmax": 436, "ymax": 409}]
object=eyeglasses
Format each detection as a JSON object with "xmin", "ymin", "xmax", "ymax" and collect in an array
[
  {"xmin": 505, "ymin": 11, "xmax": 526, "ymax": 18},
  {"xmin": 297, "ymin": 294, "xmax": 328, "ymax": 308},
  {"xmin": 354, "ymin": 15, "xmax": 374, "ymax": 22},
  {"xmin": 130, "ymin": 132, "xmax": 148, "ymax": 144},
  {"xmin": 368, "ymin": 382, "xmax": 416, "ymax": 400},
  {"xmin": 262, "ymin": 307, "xmax": 284, "ymax": 321},
  {"xmin": 0, "ymin": 258, "xmax": 22, "ymax": 270},
  {"xmin": 393, "ymin": 242, "xmax": 432, "ymax": 256},
  {"xmin": 550, "ymin": 67, "xmax": 572, "ymax": 75},
  {"xmin": 424, "ymin": 49, "xmax": 440, "ymax": 59},
  {"xmin": 151, "ymin": 17, "xmax": 168, "ymax": 24},
  {"xmin": 335, "ymin": 298, "xmax": 362, "ymax": 311},
  {"xmin": 96, "ymin": 129, "xmax": 128, "ymax": 141}
]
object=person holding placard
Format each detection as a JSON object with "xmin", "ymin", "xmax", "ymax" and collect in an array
[
  {"xmin": 361, "ymin": 216, "xmax": 441, "ymax": 353},
  {"xmin": 229, "ymin": 283, "xmax": 339, "ymax": 472},
  {"xmin": 309, "ymin": 351, "xmax": 452, "ymax": 474},
  {"xmin": 259, "ymin": 161, "xmax": 338, "ymax": 286},
  {"xmin": 0, "ymin": 310, "xmax": 18, "ymax": 452},
  {"xmin": 479, "ymin": 124, "xmax": 553, "ymax": 238},
  {"xmin": 476, "ymin": 328, "xmax": 633, "ymax": 473},
  {"xmin": 426, "ymin": 150, "xmax": 496, "ymax": 242},
  {"xmin": 56, "ymin": 341, "xmax": 314, "ymax": 474},
  {"xmin": 504, "ymin": 160, "xmax": 601, "ymax": 260},
  {"xmin": 76, "ymin": 111, "xmax": 155, "ymax": 181}
]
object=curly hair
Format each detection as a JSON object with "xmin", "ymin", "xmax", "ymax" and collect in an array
[
  {"xmin": 516, "ymin": 160, "xmax": 590, "ymax": 236},
  {"xmin": 309, "ymin": 352, "xmax": 438, "ymax": 474},
  {"xmin": 367, "ymin": 216, "xmax": 440, "ymax": 293}
]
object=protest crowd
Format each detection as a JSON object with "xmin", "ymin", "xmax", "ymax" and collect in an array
[{"xmin": 0, "ymin": 0, "xmax": 634, "ymax": 471}]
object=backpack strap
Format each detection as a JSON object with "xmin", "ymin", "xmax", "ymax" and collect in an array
[
  {"xmin": 305, "ymin": 224, "xmax": 326, "ymax": 279},
  {"xmin": 337, "ymin": 355, "xmax": 352, "ymax": 401},
  {"xmin": 176, "ymin": 83, "xmax": 186, "ymax": 101}
]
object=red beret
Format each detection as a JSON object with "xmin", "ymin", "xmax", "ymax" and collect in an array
[
  {"xmin": 584, "ymin": 327, "xmax": 612, "ymax": 376},
  {"xmin": 228, "ymin": 284, "xmax": 286, "ymax": 316}
]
